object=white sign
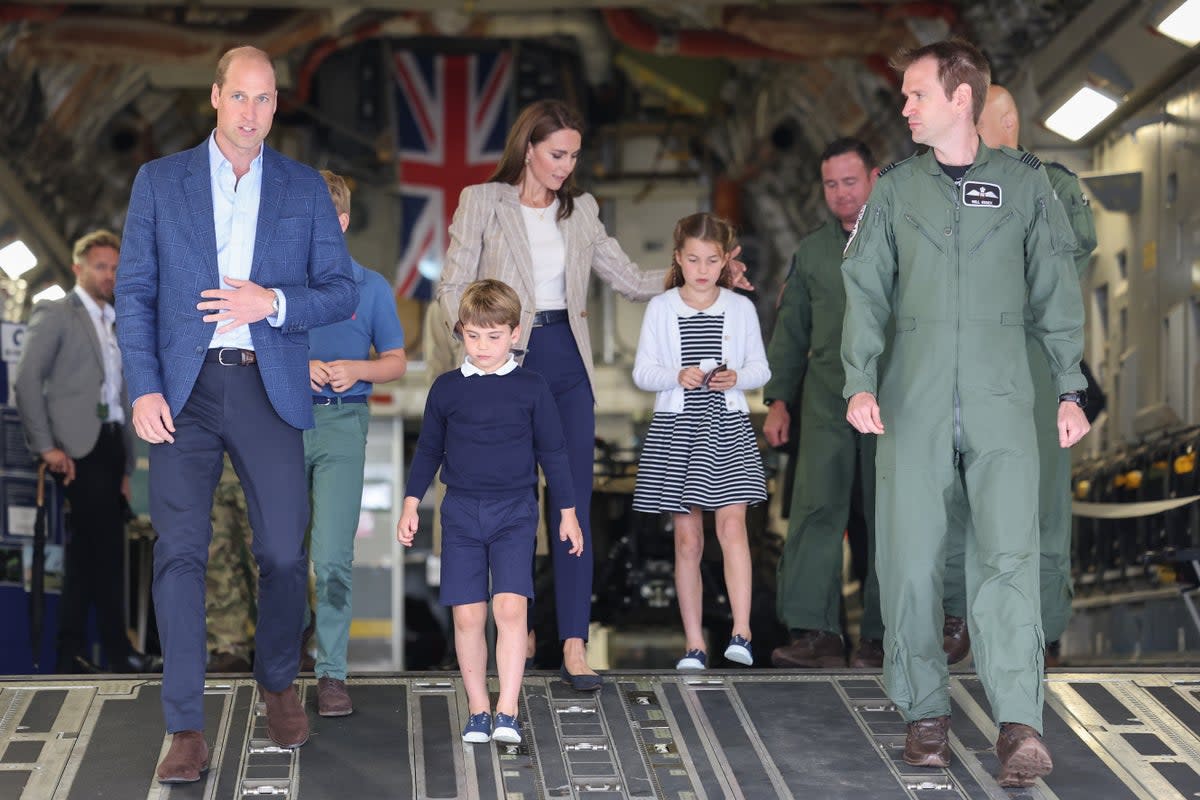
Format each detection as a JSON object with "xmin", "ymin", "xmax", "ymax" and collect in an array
[{"xmin": 2, "ymin": 322, "xmax": 25, "ymax": 363}]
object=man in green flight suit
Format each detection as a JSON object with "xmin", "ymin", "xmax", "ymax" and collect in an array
[
  {"xmin": 766, "ymin": 137, "xmax": 885, "ymax": 669},
  {"xmin": 942, "ymin": 84, "xmax": 1099, "ymax": 667},
  {"xmin": 841, "ymin": 39, "xmax": 1091, "ymax": 787}
]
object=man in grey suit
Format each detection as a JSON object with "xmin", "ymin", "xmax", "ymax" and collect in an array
[{"xmin": 14, "ymin": 229, "xmax": 160, "ymax": 674}]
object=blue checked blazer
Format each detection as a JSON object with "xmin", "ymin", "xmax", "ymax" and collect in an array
[{"xmin": 116, "ymin": 141, "xmax": 358, "ymax": 430}]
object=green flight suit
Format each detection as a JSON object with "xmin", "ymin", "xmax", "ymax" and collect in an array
[
  {"xmin": 767, "ymin": 221, "xmax": 883, "ymax": 641},
  {"xmin": 943, "ymin": 161, "xmax": 1097, "ymax": 643},
  {"xmin": 841, "ymin": 143, "xmax": 1085, "ymax": 730}
]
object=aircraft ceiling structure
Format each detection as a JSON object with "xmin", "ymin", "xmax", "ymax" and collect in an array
[{"xmin": 0, "ymin": 0, "xmax": 1160, "ymax": 306}]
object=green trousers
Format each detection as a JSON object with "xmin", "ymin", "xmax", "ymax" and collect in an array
[
  {"xmin": 776, "ymin": 421, "xmax": 883, "ymax": 641},
  {"xmin": 303, "ymin": 402, "xmax": 371, "ymax": 681},
  {"xmin": 943, "ymin": 337, "xmax": 1073, "ymax": 642},
  {"xmin": 877, "ymin": 397, "xmax": 1044, "ymax": 731}
]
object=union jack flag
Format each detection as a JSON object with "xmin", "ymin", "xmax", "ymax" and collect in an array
[{"xmin": 392, "ymin": 50, "xmax": 514, "ymax": 300}]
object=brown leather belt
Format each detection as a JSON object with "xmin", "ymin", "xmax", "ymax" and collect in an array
[{"xmin": 204, "ymin": 348, "xmax": 257, "ymax": 366}]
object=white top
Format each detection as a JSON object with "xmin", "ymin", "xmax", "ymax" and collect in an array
[
  {"xmin": 632, "ymin": 287, "xmax": 771, "ymax": 414},
  {"xmin": 73, "ymin": 286, "xmax": 125, "ymax": 423},
  {"xmin": 460, "ymin": 355, "xmax": 518, "ymax": 377},
  {"xmin": 519, "ymin": 199, "xmax": 567, "ymax": 311}
]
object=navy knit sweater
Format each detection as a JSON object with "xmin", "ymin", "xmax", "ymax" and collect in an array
[{"xmin": 404, "ymin": 367, "xmax": 575, "ymax": 509}]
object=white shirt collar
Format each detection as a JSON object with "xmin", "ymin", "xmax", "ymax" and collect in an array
[
  {"xmin": 460, "ymin": 356, "xmax": 518, "ymax": 377},
  {"xmin": 666, "ymin": 286, "xmax": 730, "ymax": 317},
  {"xmin": 73, "ymin": 285, "xmax": 113, "ymax": 323},
  {"xmin": 207, "ymin": 129, "xmax": 264, "ymax": 179}
]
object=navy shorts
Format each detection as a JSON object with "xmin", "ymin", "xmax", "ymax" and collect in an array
[{"xmin": 439, "ymin": 492, "xmax": 538, "ymax": 606}]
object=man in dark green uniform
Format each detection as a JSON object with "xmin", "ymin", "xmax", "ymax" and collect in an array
[
  {"xmin": 841, "ymin": 39, "xmax": 1091, "ymax": 787},
  {"xmin": 942, "ymin": 85, "xmax": 1099, "ymax": 667},
  {"xmin": 766, "ymin": 138, "xmax": 884, "ymax": 669}
]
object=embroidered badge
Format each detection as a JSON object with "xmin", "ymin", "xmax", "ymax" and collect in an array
[
  {"xmin": 962, "ymin": 181, "xmax": 1002, "ymax": 208},
  {"xmin": 844, "ymin": 205, "xmax": 867, "ymax": 255}
]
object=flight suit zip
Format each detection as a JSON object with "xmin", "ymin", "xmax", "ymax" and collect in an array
[
  {"xmin": 952, "ymin": 176, "xmax": 963, "ymax": 466},
  {"xmin": 903, "ymin": 213, "xmax": 945, "ymax": 253},
  {"xmin": 968, "ymin": 211, "xmax": 1015, "ymax": 256}
]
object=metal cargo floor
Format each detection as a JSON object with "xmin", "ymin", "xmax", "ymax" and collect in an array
[{"xmin": 4, "ymin": 670, "xmax": 1200, "ymax": 798}]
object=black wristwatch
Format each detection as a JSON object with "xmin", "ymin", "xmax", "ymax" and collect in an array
[{"xmin": 1058, "ymin": 390, "xmax": 1087, "ymax": 408}]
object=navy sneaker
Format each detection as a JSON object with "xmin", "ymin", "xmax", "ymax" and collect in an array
[
  {"xmin": 724, "ymin": 634, "xmax": 753, "ymax": 666},
  {"xmin": 676, "ymin": 649, "xmax": 707, "ymax": 670},
  {"xmin": 492, "ymin": 712, "xmax": 522, "ymax": 744},
  {"xmin": 462, "ymin": 711, "xmax": 492, "ymax": 743}
]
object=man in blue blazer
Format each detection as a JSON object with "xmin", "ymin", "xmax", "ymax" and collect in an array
[{"xmin": 116, "ymin": 45, "xmax": 357, "ymax": 783}]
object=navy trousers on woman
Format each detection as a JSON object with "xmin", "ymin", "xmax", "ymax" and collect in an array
[
  {"xmin": 149, "ymin": 357, "xmax": 309, "ymax": 732},
  {"xmin": 522, "ymin": 320, "xmax": 595, "ymax": 642}
]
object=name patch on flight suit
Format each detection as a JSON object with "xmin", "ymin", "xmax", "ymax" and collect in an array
[{"xmin": 962, "ymin": 181, "xmax": 1002, "ymax": 207}]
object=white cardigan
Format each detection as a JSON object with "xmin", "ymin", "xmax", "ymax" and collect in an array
[{"xmin": 632, "ymin": 288, "xmax": 771, "ymax": 414}]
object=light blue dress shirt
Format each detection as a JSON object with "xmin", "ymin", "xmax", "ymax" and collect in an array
[{"xmin": 207, "ymin": 132, "xmax": 286, "ymax": 350}]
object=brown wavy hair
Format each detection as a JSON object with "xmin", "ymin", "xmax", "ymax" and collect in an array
[
  {"xmin": 489, "ymin": 99, "xmax": 584, "ymax": 222},
  {"xmin": 664, "ymin": 212, "xmax": 737, "ymax": 290}
]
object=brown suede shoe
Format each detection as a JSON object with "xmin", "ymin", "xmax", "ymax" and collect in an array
[
  {"xmin": 903, "ymin": 715, "xmax": 952, "ymax": 767},
  {"xmin": 1044, "ymin": 640, "xmax": 1062, "ymax": 669},
  {"xmin": 207, "ymin": 651, "xmax": 252, "ymax": 673},
  {"xmin": 156, "ymin": 730, "xmax": 209, "ymax": 784},
  {"xmin": 317, "ymin": 677, "xmax": 354, "ymax": 717},
  {"xmin": 850, "ymin": 638, "xmax": 884, "ymax": 668},
  {"xmin": 996, "ymin": 723, "xmax": 1053, "ymax": 787},
  {"xmin": 260, "ymin": 683, "xmax": 310, "ymax": 748},
  {"xmin": 299, "ymin": 620, "xmax": 316, "ymax": 673},
  {"xmin": 943, "ymin": 615, "xmax": 971, "ymax": 665},
  {"xmin": 770, "ymin": 630, "xmax": 845, "ymax": 668}
]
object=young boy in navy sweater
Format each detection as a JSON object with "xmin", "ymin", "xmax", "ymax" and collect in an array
[{"xmin": 397, "ymin": 279, "xmax": 584, "ymax": 745}]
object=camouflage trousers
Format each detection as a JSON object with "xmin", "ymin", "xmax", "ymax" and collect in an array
[{"xmin": 206, "ymin": 462, "xmax": 256, "ymax": 661}]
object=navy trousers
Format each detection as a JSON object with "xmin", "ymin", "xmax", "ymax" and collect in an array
[
  {"xmin": 523, "ymin": 320, "xmax": 595, "ymax": 642},
  {"xmin": 57, "ymin": 424, "xmax": 130, "ymax": 669},
  {"xmin": 149, "ymin": 359, "xmax": 308, "ymax": 732}
]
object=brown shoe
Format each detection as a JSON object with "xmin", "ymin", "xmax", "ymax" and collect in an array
[
  {"xmin": 903, "ymin": 715, "xmax": 951, "ymax": 767},
  {"xmin": 943, "ymin": 615, "xmax": 971, "ymax": 665},
  {"xmin": 208, "ymin": 651, "xmax": 252, "ymax": 673},
  {"xmin": 299, "ymin": 620, "xmax": 316, "ymax": 673},
  {"xmin": 317, "ymin": 676, "xmax": 353, "ymax": 717},
  {"xmin": 770, "ymin": 630, "xmax": 845, "ymax": 668},
  {"xmin": 259, "ymin": 683, "xmax": 310, "ymax": 748},
  {"xmin": 850, "ymin": 638, "xmax": 884, "ymax": 668},
  {"xmin": 156, "ymin": 730, "xmax": 209, "ymax": 784},
  {"xmin": 1044, "ymin": 640, "xmax": 1062, "ymax": 669},
  {"xmin": 996, "ymin": 723, "xmax": 1053, "ymax": 787}
]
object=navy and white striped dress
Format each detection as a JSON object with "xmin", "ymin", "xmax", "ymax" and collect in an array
[{"xmin": 633, "ymin": 311, "xmax": 767, "ymax": 513}]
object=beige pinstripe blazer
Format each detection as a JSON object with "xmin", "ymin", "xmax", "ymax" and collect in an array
[{"xmin": 438, "ymin": 181, "xmax": 666, "ymax": 395}]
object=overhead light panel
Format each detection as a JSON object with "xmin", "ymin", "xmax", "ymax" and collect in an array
[
  {"xmin": 1156, "ymin": 0, "xmax": 1200, "ymax": 47},
  {"xmin": 0, "ymin": 240, "xmax": 37, "ymax": 280},
  {"xmin": 1044, "ymin": 86, "xmax": 1121, "ymax": 141},
  {"xmin": 31, "ymin": 285, "xmax": 66, "ymax": 303}
]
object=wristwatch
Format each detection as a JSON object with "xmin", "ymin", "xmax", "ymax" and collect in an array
[
  {"xmin": 1058, "ymin": 390, "xmax": 1087, "ymax": 408},
  {"xmin": 269, "ymin": 292, "xmax": 280, "ymax": 317}
]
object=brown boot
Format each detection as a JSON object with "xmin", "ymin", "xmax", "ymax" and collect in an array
[
  {"xmin": 1044, "ymin": 640, "xmax": 1062, "ymax": 669},
  {"xmin": 317, "ymin": 677, "xmax": 353, "ymax": 717},
  {"xmin": 943, "ymin": 615, "xmax": 971, "ymax": 665},
  {"xmin": 259, "ymin": 684, "xmax": 310, "ymax": 748},
  {"xmin": 299, "ymin": 620, "xmax": 316, "ymax": 673},
  {"xmin": 903, "ymin": 715, "xmax": 951, "ymax": 767},
  {"xmin": 770, "ymin": 630, "xmax": 845, "ymax": 668},
  {"xmin": 849, "ymin": 638, "xmax": 884, "ymax": 668},
  {"xmin": 207, "ymin": 651, "xmax": 252, "ymax": 673},
  {"xmin": 996, "ymin": 723, "xmax": 1053, "ymax": 787},
  {"xmin": 156, "ymin": 730, "xmax": 209, "ymax": 784}
]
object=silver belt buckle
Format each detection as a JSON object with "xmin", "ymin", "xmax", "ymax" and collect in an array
[{"xmin": 217, "ymin": 347, "xmax": 241, "ymax": 366}]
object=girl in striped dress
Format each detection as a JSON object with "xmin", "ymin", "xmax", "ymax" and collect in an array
[{"xmin": 631, "ymin": 212, "xmax": 771, "ymax": 670}]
